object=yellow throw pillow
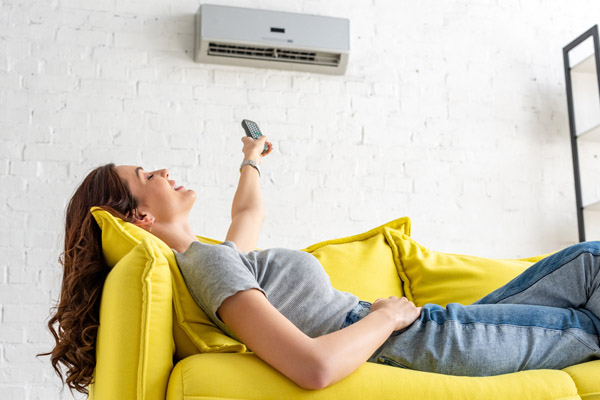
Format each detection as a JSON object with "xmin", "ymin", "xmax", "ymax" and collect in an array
[
  {"xmin": 303, "ymin": 217, "xmax": 411, "ymax": 302},
  {"xmin": 91, "ymin": 207, "xmax": 246, "ymax": 360},
  {"xmin": 93, "ymin": 206, "xmax": 411, "ymax": 358},
  {"xmin": 385, "ymin": 230, "xmax": 551, "ymax": 307},
  {"xmin": 92, "ymin": 238, "xmax": 173, "ymax": 400}
]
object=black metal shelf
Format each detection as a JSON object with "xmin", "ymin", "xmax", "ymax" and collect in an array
[{"xmin": 563, "ymin": 25, "xmax": 600, "ymax": 242}]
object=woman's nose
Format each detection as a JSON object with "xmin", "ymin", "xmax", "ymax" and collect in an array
[{"xmin": 158, "ymin": 169, "xmax": 169, "ymax": 178}]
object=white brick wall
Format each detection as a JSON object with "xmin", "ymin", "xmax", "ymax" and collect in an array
[{"xmin": 1, "ymin": 0, "xmax": 599, "ymax": 397}]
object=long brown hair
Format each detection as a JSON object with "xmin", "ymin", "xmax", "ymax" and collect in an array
[{"xmin": 36, "ymin": 163, "xmax": 141, "ymax": 396}]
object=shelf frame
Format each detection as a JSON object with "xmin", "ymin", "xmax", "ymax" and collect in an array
[{"xmin": 563, "ymin": 25, "xmax": 600, "ymax": 242}]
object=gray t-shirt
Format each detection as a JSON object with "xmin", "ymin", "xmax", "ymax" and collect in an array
[{"xmin": 174, "ymin": 240, "xmax": 359, "ymax": 341}]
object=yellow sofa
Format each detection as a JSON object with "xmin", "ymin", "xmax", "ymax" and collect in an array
[{"xmin": 87, "ymin": 208, "xmax": 600, "ymax": 400}]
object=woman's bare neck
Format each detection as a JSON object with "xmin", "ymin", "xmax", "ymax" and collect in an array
[{"xmin": 151, "ymin": 220, "xmax": 197, "ymax": 253}]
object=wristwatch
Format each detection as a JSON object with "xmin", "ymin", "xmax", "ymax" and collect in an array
[{"xmin": 239, "ymin": 160, "xmax": 261, "ymax": 177}]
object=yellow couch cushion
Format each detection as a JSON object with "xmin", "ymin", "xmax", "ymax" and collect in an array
[
  {"xmin": 91, "ymin": 207, "xmax": 247, "ymax": 359},
  {"xmin": 563, "ymin": 360, "xmax": 600, "ymax": 400},
  {"xmin": 384, "ymin": 229, "xmax": 552, "ymax": 306},
  {"xmin": 91, "ymin": 238, "xmax": 173, "ymax": 400},
  {"xmin": 167, "ymin": 353, "xmax": 581, "ymax": 400},
  {"xmin": 303, "ymin": 217, "xmax": 411, "ymax": 301},
  {"xmin": 93, "ymin": 208, "xmax": 412, "ymax": 359}
]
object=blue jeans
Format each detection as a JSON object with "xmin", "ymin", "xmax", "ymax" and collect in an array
[{"xmin": 341, "ymin": 241, "xmax": 600, "ymax": 375}]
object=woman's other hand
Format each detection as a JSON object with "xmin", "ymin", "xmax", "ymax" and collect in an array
[
  {"xmin": 370, "ymin": 296, "xmax": 422, "ymax": 332},
  {"xmin": 241, "ymin": 135, "xmax": 273, "ymax": 162}
]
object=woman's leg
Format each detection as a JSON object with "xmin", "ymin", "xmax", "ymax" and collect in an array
[
  {"xmin": 368, "ymin": 302, "xmax": 600, "ymax": 376},
  {"xmin": 473, "ymin": 241, "xmax": 600, "ymax": 320},
  {"xmin": 363, "ymin": 242, "xmax": 600, "ymax": 375}
]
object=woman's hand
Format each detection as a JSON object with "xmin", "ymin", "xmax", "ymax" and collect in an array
[
  {"xmin": 241, "ymin": 135, "xmax": 273, "ymax": 163},
  {"xmin": 370, "ymin": 296, "xmax": 422, "ymax": 332}
]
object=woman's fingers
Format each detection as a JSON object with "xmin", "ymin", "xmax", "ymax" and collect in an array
[
  {"xmin": 370, "ymin": 296, "xmax": 421, "ymax": 331},
  {"xmin": 241, "ymin": 135, "xmax": 272, "ymax": 159},
  {"xmin": 262, "ymin": 140, "xmax": 274, "ymax": 156}
]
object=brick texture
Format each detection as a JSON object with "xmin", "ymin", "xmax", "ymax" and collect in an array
[{"xmin": 1, "ymin": 0, "xmax": 599, "ymax": 398}]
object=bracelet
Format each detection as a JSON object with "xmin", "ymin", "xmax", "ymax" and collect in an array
[{"xmin": 239, "ymin": 160, "xmax": 261, "ymax": 177}]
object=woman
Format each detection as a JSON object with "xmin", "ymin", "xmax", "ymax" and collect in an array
[{"xmin": 40, "ymin": 135, "xmax": 600, "ymax": 395}]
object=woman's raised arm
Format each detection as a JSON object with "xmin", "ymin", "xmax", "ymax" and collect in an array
[
  {"xmin": 217, "ymin": 288, "xmax": 421, "ymax": 389},
  {"xmin": 225, "ymin": 136, "xmax": 272, "ymax": 252}
]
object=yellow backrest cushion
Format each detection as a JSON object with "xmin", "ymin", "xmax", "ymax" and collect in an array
[
  {"xmin": 91, "ymin": 208, "xmax": 246, "ymax": 359},
  {"xmin": 91, "ymin": 238, "xmax": 173, "ymax": 400},
  {"xmin": 385, "ymin": 230, "xmax": 552, "ymax": 307},
  {"xmin": 303, "ymin": 217, "xmax": 411, "ymax": 302},
  {"xmin": 93, "ymin": 207, "xmax": 412, "ymax": 359}
]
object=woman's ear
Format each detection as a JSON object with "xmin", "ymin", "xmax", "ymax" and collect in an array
[{"xmin": 133, "ymin": 212, "xmax": 155, "ymax": 232}]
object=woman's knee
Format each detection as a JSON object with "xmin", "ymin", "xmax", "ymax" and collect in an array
[
  {"xmin": 561, "ymin": 241, "xmax": 600, "ymax": 259},
  {"xmin": 577, "ymin": 241, "xmax": 600, "ymax": 256}
]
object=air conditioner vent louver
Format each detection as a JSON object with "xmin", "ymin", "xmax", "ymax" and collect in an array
[
  {"xmin": 195, "ymin": 5, "xmax": 350, "ymax": 75},
  {"xmin": 207, "ymin": 42, "xmax": 341, "ymax": 67}
]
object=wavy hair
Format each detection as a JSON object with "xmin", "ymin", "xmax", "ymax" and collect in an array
[{"xmin": 36, "ymin": 163, "xmax": 141, "ymax": 396}]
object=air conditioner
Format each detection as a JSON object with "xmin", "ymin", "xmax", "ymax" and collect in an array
[{"xmin": 194, "ymin": 4, "xmax": 350, "ymax": 75}]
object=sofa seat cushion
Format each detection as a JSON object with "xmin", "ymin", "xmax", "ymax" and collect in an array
[
  {"xmin": 562, "ymin": 360, "xmax": 600, "ymax": 399},
  {"xmin": 166, "ymin": 353, "xmax": 582, "ymax": 400}
]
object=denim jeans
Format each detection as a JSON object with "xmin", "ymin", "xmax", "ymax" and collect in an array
[{"xmin": 341, "ymin": 241, "xmax": 600, "ymax": 375}]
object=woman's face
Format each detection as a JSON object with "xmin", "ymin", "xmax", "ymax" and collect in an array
[{"xmin": 115, "ymin": 165, "xmax": 196, "ymax": 223}]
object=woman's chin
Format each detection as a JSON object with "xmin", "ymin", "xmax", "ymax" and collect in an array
[{"xmin": 184, "ymin": 189, "xmax": 197, "ymax": 206}]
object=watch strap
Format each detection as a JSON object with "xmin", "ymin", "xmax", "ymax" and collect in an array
[{"xmin": 239, "ymin": 160, "xmax": 261, "ymax": 176}]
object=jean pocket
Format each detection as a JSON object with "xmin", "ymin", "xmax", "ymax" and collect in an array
[{"xmin": 377, "ymin": 356, "xmax": 410, "ymax": 369}]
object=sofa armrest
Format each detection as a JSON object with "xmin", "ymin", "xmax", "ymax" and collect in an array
[{"xmin": 91, "ymin": 238, "xmax": 174, "ymax": 400}]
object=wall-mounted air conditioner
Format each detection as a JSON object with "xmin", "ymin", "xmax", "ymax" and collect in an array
[{"xmin": 194, "ymin": 4, "xmax": 350, "ymax": 75}]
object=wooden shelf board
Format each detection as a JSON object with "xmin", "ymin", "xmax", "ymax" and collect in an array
[
  {"xmin": 572, "ymin": 55, "xmax": 597, "ymax": 74},
  {"xmin": 577, "ymin": 122, "xmax": 600, "ymax": 141},
  {"xmin": 584, "ymin": 200, "xmax": 600, "ymax": 212}
]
